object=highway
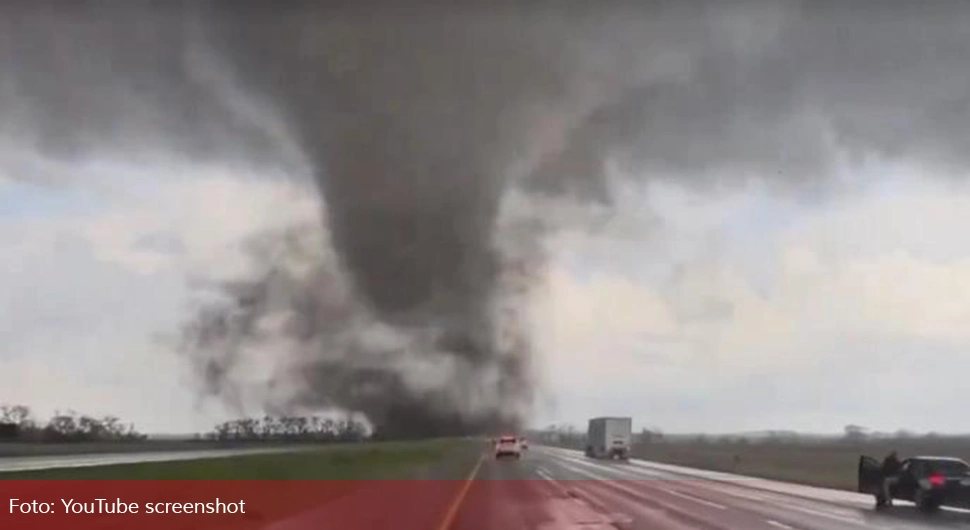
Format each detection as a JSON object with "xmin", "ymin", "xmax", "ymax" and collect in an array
[
  {"xmin": 0, "ymin": 446, "xmax": 315, "ymax": 473},
  {"xmin": 447, "ymin": 446, "xmax": 970, "ymax": 530},
  {"xmin": 6, "ymin": 443, "xmax": 970, "ymax": 529}
]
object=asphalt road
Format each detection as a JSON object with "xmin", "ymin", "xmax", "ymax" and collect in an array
[
  {"xmin": 448, "ymin": 446, "xmax": 970, "ymax": 530},
  {"xmin": 0, "ymin": 446, "xmax": 315, "ymax": 472},
  {"xmin": 6, "ymin": 442, "xmax": 970, "ymax": 529}
]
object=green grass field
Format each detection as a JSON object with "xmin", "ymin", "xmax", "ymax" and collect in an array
[
  {"xmin": 633, "ymin": 437, "xmax": 970, "ymax": 491},
  {"xmin": 0, "ymin": 439, "xmax": 480, "ymax": 480},
  {"xmin": 0, "ymin": 440, "xmax": 318, "ymax": 458}
]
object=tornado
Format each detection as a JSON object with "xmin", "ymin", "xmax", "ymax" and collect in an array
[
  {"xmin": 8, "ymin": 0, "xmax": 970, "ymax": 438},
  {"xmin": 180, "ymin": 3, "xmax": 611, "ymax": 437}
]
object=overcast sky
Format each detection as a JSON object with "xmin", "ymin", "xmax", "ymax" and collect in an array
[
  {"xmin": 4, "ymin": 1, "xmax": 970, "ymax": 434},
  {"xmin": 4, "ymin": 158, "xmax": 970, "ymax": 434}
]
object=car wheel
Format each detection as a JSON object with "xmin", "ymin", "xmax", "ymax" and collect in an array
[
  {"xmin": 914, "ymin": 489, "xmax": 938, "ymax": 513},
  {"xmin": 874, "ymin": 493, "xmax": 887, "ymax": 509}
]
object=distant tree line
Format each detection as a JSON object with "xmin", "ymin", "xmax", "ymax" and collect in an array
[
  {"xmin": 0, "ymin": 404, "xmax": 146, "ymax": 443},
  {"xmin": 529, "ymin": 424, "xmax": 586, "ymax": 449},
  {"xmin": 528, "ymin": 424, "xmax": 668, "ymax": 448},
  {"xmin": 532, "ymin": 422, "xmax": 966, "ymax": 449},
  {"xmin": 205, "ymin": 416, "xmax": 368, "ymax": 442}
]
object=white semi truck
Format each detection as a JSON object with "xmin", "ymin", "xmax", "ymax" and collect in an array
[{"xmin": 585, "ymin": 417, "xmax": 632, "ymax": 460}]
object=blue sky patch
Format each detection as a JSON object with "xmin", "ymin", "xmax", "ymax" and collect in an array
[{"xmin": 0, "ymin": 180, "xmax": 105, "ymax": 220}]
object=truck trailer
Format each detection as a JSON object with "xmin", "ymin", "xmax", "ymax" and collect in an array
[{"xmin": 585, "ymin": 417, "xmax": 632, "ymax": 460}]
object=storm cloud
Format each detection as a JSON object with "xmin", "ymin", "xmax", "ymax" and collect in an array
[{"xmin": 5, "ymin": 0, "xmax": 970, "ymax": 436}]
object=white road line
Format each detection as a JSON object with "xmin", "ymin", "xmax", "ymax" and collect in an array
[
  {"xmin": 543, "ymin": 448, "xmax": 885, "ymax": 509},
  {"xmin": 660, "ymin": 487, "xmax": 727, "ymax": 510},
  {"xmin": 574, "ymin": 456, "xmax": 865, "ymax": 523},
  {"xmin": 561, "ymin": 455, "xmax": 770, "ymax": 508},
  {"xmin": 556, "ymin": 461, "xmax": 623, "ymax": 483},
  {"xmin": 540, "ymin": 473, "xmax": 571, "ymax": 498},
  {"xmin": 557, "ymin": 461, "xmax": 717, "ymax": 511},
  {"xmin": 767, "ymin": 520, "xmax": 794, "ymax": 529},
  {"xmin": 533, "ymin": 464, "xmax": 628, "ymax": 522},
  {"xmin": 552, "ymin": 454, "xmax": 640, "ymax": 477},
  {"xmin": 551, "ymin": 454, "xmax": 732, "ymax": 510},
  {"xmin": 542, "ymin": 447, "xmax": 904, "ymax": 529},
  {"xmin": 552, "ymin": 453, "xmax": 672, "ymax": 480},
  {"xmin": 704, "ymin": 484, "xmax": 767, "ymax": 502},
  {"xmin": 772, "ymin": 503, "xmax": 872, "ymax": 527},
  {"xmin": 555, "ymin": 462, "xmax": 780, "ymax": 530},
  {"xmin": 547, "ymin": 451, "xmax": 772, "ymax": 507}
]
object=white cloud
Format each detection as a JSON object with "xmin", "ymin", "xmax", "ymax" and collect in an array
[
  {"xmin": 75, "ymin": 169, "xmax": 318, "ymax": 278},
  {"xmin": 7, "ymin": 150, "xmax": 970, "ymax": 434},
  {"xmin": 0, "ymin": 161, "xmax": 319, "ymax": 432},
  {"xmin": 532, "ymin": 172, "xmax": 970, "ymax": 433}
]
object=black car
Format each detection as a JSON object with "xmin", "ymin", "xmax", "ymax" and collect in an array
[{"xmin": 858, "ymin": 455, "xmax": 970, "ymax": 512}]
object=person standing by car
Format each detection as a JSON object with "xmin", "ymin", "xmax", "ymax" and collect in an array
[{"xmin": 881, "ymin": 450, "xmax": 902, "ymax": 506}]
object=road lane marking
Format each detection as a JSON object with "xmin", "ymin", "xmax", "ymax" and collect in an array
[
  {"xmin": 560, "ymin": 455, "xmax": 868, "ymax": 526},
  {"xmin": 552, "ymin": 453, "xmax": 671, "ymax": 480},
  {"xmin": 551, "ymin": 455, "xmax": 730, "ymax": 510},
  {"xmin": 659, "ymin": 487, "xmax": 727, "ymax": 510},
  {"xmin": 542, "ymin": 447, "xmax": 903, "ymax": 528},
  {"xmin": 556, "ymin": 461, "xmax": 618, "ymax": 482},
  {"xmin": 538, "ymin": 469, "xmax": 582, "ymax": 502},
  {"xmin": 556, "ymin": 461, "xmax": 715, "ymax": 510},
  {"xmin": 552, "ymin": 453, "xmax": 770, "ymax": 508},
  {"xmin": 767, "ymin": 520, "xmax": 794, "ymax": 529},
  {"xmin": 435, "ymin": 452, "xmax": 484, "ymax": 530},
  {"xmin": 555, "ymin": 459, "xmax": 880, "ymax": 530},
  {"xmin": 556, "ymin": 463, "xmax": 772, "ymax": 530},
  {"xmin": 544, "ymin": 448, "xmax": 891, "ymax": 512},
  {"xmin": 771, "ymin": 503, "xmax": 873, "ymax": 527},
  {"xmin": 552, "ymin": 454, "xmax": 641, "ymax": 478},
  {"xmin": 530, "ymin": 462, "xmax": 634, "ymax": 525},
  {"xmin": 703, "ymin": 485, "xmax": 766, "ymax": 502}
]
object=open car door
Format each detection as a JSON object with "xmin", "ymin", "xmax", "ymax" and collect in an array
[{"xmin": 858, "ymin": 455, "xmax": 882, "ymax": 494}]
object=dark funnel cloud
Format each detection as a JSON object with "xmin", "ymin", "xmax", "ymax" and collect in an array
[
  {"xmin": 184, "ymin": 2, "xmax": 619, "ymax": 437},
  {"xmin": 7, "ymin": 0, "xmax": 970, "ymax": 437}
]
